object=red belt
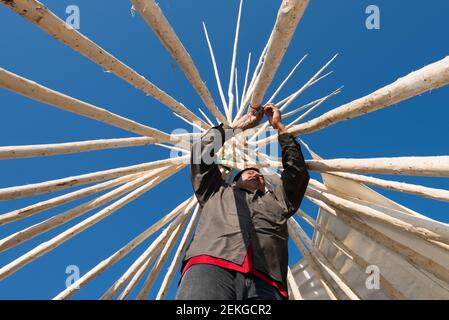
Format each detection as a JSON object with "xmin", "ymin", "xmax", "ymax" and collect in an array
[{"xmin": 181, "ymin": 243, "xmax": 288, "ymax": 299}]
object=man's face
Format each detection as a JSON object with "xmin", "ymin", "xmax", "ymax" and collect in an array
[{"xmin": 236, "ymin": 169, "xmax": 265, "ymax": 193}]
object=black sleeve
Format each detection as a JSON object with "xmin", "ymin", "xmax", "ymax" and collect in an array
[
  {"xmin": 276, "ymin": 133, "xmax": 310, "ymax": 218},
  {"xmin": 190, "ymin": 123, "xmax": 236, "ymax": 207}
]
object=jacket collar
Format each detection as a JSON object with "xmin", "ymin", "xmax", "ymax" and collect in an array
[{"xmin": 236, "ymin": 186, "xmax": 265, "ymax": 198}]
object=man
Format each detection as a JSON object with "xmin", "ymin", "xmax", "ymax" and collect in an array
[{"xmin": 175, "ymin": 103, "xmax": 310, "ymax": 300}]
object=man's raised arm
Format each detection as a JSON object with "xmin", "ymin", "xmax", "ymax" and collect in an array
[
  {"xmin": 190, "ymin": 109, "xmax": 264, "ymax": 207},
  {"xmin": 264, "ymin": 103, "xmax": 310, "ymax": 218}
]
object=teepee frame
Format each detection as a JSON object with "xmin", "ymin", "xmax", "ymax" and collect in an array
[{"xmin": 1, "ymin": 0, "xmax": 448, "ymax": 300}]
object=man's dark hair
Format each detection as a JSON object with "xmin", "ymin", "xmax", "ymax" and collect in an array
[{"xmin": 232, "ymin": 167, "xmax": 261, "ymax": 183}]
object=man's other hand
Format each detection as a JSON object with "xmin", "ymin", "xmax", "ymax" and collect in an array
[
  {"xmin": 231, "ymin": 107, "xmax": 264, "ymax": 131},
  {"xmin": 263, "ymin": 103, "xmax": 287, "ymax": 134}
]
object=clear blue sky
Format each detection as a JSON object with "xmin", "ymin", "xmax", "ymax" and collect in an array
[{"xmin": 0, "ymin": 0, "xmax": 448, "ymax": 299}]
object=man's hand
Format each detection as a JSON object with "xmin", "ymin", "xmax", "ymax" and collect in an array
[
  {"xmin": 231, "ymin": 107, "xmax": 264, "ymax": 131},
  {"xmin": 263, "ymin": 103, "xmax": 288, "ymax": 134}
]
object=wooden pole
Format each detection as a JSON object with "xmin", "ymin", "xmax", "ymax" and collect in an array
[
  {"xmin": 234, "ymin": 41, "xmax": 269, "ymax": 121},
  {"xmin": 202, "ymin": 22, "xmax": 229, "ymax": 119},
  {"xmin": 0, "ymin": 173, "xmax": 142, "ymax": 226},
  {"xmin": 241, "ymin": 155, "xmax": 449, "ymax": 178},
  {"xmin": 118, "ymin": 204, "xmax": 195, "ymax": 299},
  {"xmin": 283, "ymin": 96, "xmax": 327, "ymax": 119},
  {"xmin": 102, "ymin": 230, "xmax": 168, "ymax": 299},
  {"xmin": 172, "ymin": 112, "xmax": 206, "ymax": 132},
  {"xmin": 275, "ymin": 70, "xmax": 333, "ymax": 106},
  {"xmin": 281, "ymin": 55, "xmax": 338, "ymax": 111},
  {"xmin": 234, "ymin": 68, "xmax": 240, "ymax": 118},
  {"xmin": 287, "ymin": 219, "xmax": 339, "ymax": 299},
  {"xmin": 288, "ymin": 218, "xmax": 361, "ymax": 299},
  {"xmin": 135, "ymin": 204, "xmax": 200, "ymax": 300},
  {"xmin": 226, "ymin": 0, "xmax": 244, "ymax": 123},
  {"xmin": 288, "ymin": 55, "xmax": 449, "ymax": 135},
  {"xmin": 0, "ymin": 167, "xmax": 172, "ymax": 253},
  {"xmin": 287, "ymin": 266, "xmax": 304, "ymax": 300},
  {"xmin": 267, "ymin": 54, "xmax": 308, "ymax": 104},
  {"xmin": 0, "ymin": 137, "xmax": 156, "ymax": 160},
  {"xmin": 306, "ymin": 181, "xmax": 449, "ymax": 248},
  {"xmin": 239, "ymin": 52, "xmax": 252, "ymax": 116},
  {"xmin": 327, "ymin": 171, "xmax": 449, "ymax": 203},
  {"xmin": 248, "ymin": 55, "xmax": 337, "ymax": 143},
  {"xmin": 113, "ymin": 233, "xmax": 168, "ymax": 299},
  {"xmin": 297, "ymin": 209, "xmax": 407, "ymax": 299},
  {"xmin": 0, "ymin": 0, "xmax": 207, "ymax": 127},
  {"xmin": 287, "ymin": 86, "xmax": 342, "ymax": 128},
  {"xmin": 0, "ymin": 165, "xmax": 185, "ymax": 280},
  {"xmin": 307, "ymin": 156, "xmax": 449, "ymax": 177},
  {"xmin": 197, "ymin": 108, "xmax": 215, "ymax": 127},
  {"xmin": 53, "ymin": 197, "xmax": 193, "ymax": 299},
  {"xmin": 131, "ymin": 0, "xmax": 226, "ymax": 124},
  {"xmin": 171, "ymin": 132, "xmax": 203, "ymax": 140},
  {"xmin": 253, "ymin": 56, "xmax": 449, "ymax": 146},
  {"xmin": 250, "ymin": 0, "xmax": 309, "ymax": 109},
  {"xmin": 0, "ymin": 156, "xmax": 188, "ymax": 200},
  {"xmin": 306, "ymin": 196, "xmax": 449, "ymax": 285},
  {"xmin": 0, "ymin": 68, "xmax": 172, "ymax": 143},
  {"xmin": 100, "ymin": 199, "xmax": 197, "ymax": 299},
  {"xmin": 279, "ymin": 54, "xmax": 338, "ymax": 115},
  {"xmin": 156, "ymin": 204, "xmax": 202, "ymax": 300}
]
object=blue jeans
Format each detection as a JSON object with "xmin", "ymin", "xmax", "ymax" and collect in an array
[{"xmin": 175, "ymin": 264, "xmax": 286, "ymax": 300}]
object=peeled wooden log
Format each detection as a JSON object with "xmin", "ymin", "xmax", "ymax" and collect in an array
[
  {"xmin": 100, "ymin": 199, "xmax": 197, "ymax": 299},
  {"xmin": 287, "ymin": 87, "xmax": 342, "ymax": 128},
  {"xmin": 131, "ymin": 0, "xmax": 226, "ymax": 124},
  {"xmin": 156, "ymin": 204, "xmax": 202, "ymax": 300},
  {"xmin": 0, "ymin": 137, "xmax": 156, "ymax": 160},
  {"xmin": 0, "ymin": 164, "xmax": 185, "ymax": 280},
  {"xmin": 135, "ymin": 205, "xmax": 199, "ymax": 300},
  {"xmin": 0, "ymin": 166, "xmax": 173, "ymax": 253},
  {"xmin": 288, "ymin": 218, "xmax": 360, "ymax": 300},
  {"xmin": 202, "ymin": 22, "xmax": 229, "ymax": 117},
  {"xmin": 0, "ymin": 68, "xmax": 171, "ymax": 142},
  {"xmin": 297, "ymin": 209, "xmax": 407, "ymax": 299},
  {"xmin": 0, "ymin": 173, "xmax": 142, "ymax": 226},
  {"xmin": 236, "ymin": 40, "xmax": 269, "ymax": 121},
  {"xmin": 250, "ymin": 0, "xmax": 309, "ymax": 108},
  {"xmin": 53, "ymin": 197, "xmax": 193, "ymax": 300},
  {"xmin": 306, "ymin": 196, "xmax": 449, "ymax": 285},
  {"xmin": 238, "ymin": 52, "xmax": 252, "ymax": 118},
  {"xmin": 253, "ymin": 55, "xmax": 449, "ymax": 146},
  {"xmin": 234, "ymin": 69, "xmax": 240, "ymax": 115},
  {"xmin": 327, "ymin": 171, "xmax": 449, "ymax": 203},
  {"xmin": 0, "ymin": 156, "xmax": 188, "ymax": 200},
  {"xmin": 289, "ymin": 55, "xmax": 449, "ymax": 134},
  {"xmin": 287, "ymin": 219, "xmax": 339, "ymax": 300},
  {"xmin": 248, "ymin": 55, "xmax": 337, "ymax": 143},
  {"xmin": 114, "ymin": 202, "xmax": 194, "ymax": 300},
  {"xmin": 225, "ymin": 0, "xmax": 244, "ymax": 122},
  {"xmin": 267, "ymin": 55, "xmax": 307, "ymax": 104},
  {"xmin": 0, "ymin": 0, "xmax": 207, "ymax": 127},
  {"xmin": 280, "ymin": 55, "xmax": 337, "ymax": 111},
  {"xmin": 306, "ymin": 181, "xmax": 449, "ymax": 248},
  {"xmin": 287, "ymin": 266, "xmax": 304, "ymax": 300},
  {"xmin": 306, "ymin": 156, "xmax": 449, "ymax": 178},
  {"xmin": 197, "ymin": 107, "xmax": 215, "ymax": 127}
]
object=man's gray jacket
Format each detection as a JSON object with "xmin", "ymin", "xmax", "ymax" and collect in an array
[{"xmin": 182, "ymin": 123, "xmax": 310, "ymax": 291}]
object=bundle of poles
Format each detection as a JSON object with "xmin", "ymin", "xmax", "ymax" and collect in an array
[{"xmin": 0, "ymin": 0, "xmax": 448, "ymax": 299}]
